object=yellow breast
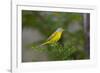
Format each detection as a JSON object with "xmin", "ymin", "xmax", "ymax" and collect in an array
[{"xmin": 49, "ymin": 32, "xmax": 62, "ymax": 43}]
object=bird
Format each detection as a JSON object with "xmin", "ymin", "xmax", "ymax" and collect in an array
[{"xmin": 39, "ymin": 27, "xmax": 64, "ymax": 46}]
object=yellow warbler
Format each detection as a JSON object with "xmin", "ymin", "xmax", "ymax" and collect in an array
[{"xmin": 40, "ymin": 27, "xmax": 64, "ymax": 46}]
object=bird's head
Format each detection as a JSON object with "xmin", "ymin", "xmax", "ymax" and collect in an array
[{"xmin": 56, "ymin": 27, "xmax": 64, "ymax": 32}]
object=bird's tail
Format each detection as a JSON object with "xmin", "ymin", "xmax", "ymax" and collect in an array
[
  {"xmin": 39, "ymin": 41, "xmax": 49, "ymax": 47},
  {"xmin": 31, "ymin": 41, "xmax": 49, "ymax": 49}
]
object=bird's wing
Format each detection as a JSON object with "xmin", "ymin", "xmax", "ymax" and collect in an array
[{"xmin": 47, "ymin": 32, "xmax": 57, "ymax": 41}]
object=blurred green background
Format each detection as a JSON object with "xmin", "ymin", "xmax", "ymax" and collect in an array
[{"xmin": 22, "ymin": 10, "xmax": 90, "ymax": 62}]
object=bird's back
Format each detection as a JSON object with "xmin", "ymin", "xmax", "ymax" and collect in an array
[{"xmin": 48, "ymin": 32, "xmax": 62, "ymax": 43}]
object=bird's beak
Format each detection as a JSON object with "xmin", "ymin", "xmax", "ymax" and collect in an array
[{"xmin": 62, "ymin": 29, "xmax": 64, "ymax": 32}]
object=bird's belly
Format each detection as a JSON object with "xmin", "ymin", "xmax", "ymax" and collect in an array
[{"xmin": 50, "ymin": 32, "xmax": 61, "ymax": 43}]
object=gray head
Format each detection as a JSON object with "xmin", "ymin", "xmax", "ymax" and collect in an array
[{"xmin": 56, "ymin": 27, "xmax": 64, "ymax": 32}]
